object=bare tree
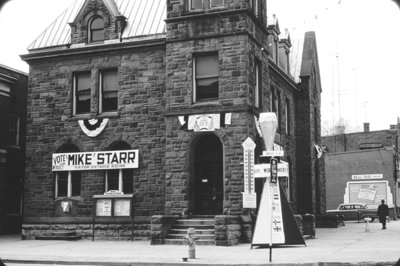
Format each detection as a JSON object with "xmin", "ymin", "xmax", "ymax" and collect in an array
[{"xmin": 321, "ymin": 118, "xmax": 361, "ymax": 136}]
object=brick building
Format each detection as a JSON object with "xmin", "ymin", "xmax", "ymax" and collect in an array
[
  {"xmin": 0, "ymin": 64, "xmax": 28, "ymax": 234},
  {"xmin": 21, "ymin": 0, "xmax": 323, "ymax": 244},
  {"xmin": 322, "ymin": 122, "xmax": 399, "ymax": 217}
]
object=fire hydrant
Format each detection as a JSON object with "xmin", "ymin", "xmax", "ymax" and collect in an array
[
  {"xmin": 364, "ymin": 217, "xmax": 372, "ymax": 232},
  {"xmin": 184, "ymin": 228, "xmax": 198, "ymax": 259}
]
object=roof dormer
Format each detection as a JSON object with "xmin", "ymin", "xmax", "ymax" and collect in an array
[{"xmin": 68, "ymin": 0, "xmax": 126, "ymax": 45}]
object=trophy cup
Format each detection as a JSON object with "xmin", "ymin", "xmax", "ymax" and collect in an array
[{"xmin": 258, "ymin": 113, "xmax": 278, "ymax": 155}]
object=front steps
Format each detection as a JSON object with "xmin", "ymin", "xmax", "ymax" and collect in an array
[
  {"xmin": 35, "ymin": 231, "xmax": 82, "ymax": 241},
  {"xmin": 164, "ymin": 216, "xmax": 215, "ymax": 245}
]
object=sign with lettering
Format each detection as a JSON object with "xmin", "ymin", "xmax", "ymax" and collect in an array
[
  {"xmin": 114, "ymin": 199, "xmax": 131, "ymax": 216},
  {"xmin": 270, "ymin": 158, "xmax": 278, "ymax": 183},
  {"xmin": 242, "ymin": 193, "xmax": 257, "ymax": 209},
  {"xmin": 52, "ymin": 150, "xmax": 138, "ymax": 171},
  {"xmin": 242, "ymin": 137, "xmax": 256, "ymax": 208},
  {"xmin": 95, "ymin": 199, "xmax": 112, "ymax": 216},
  {"xmin": 351, "ymin": 174, "xmax": 383, "ymax": 180},
  {"xmin": 254, "ymin": 163, "xmax": 288, "ymax": 178}
]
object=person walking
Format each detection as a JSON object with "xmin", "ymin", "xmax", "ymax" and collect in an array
[{"xmin": 377, "ymin": 199, "xmax": 389, "ymax": 229}]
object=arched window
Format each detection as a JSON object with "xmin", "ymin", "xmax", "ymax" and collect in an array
[
  {"xmin": 89, "ymin": 17, "xmax": 104, "ymax": 43},
  {"xmin": 104, "ymin": 141, "xmax": 134, "ymax": 194},
  {"xmin": 55, "ymin": 144, "xmax": 81, "ymax": 198}
]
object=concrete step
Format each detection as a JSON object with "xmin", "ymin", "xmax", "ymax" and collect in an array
[
  {"xmin": 169, "ymin": 228, "xmax": 214, "ymax": 235},
  {"xmin": 175, "ymin": 219, "xmax": 215, "ymax": 226},
  {"xmin": 165, "ymin": 218, "xmax": 216, "ymax": 245},
  {"xmin": 190, "ymin": 215, "xmax": 215, "ymax": 219},
  {"xmin": 165, "ymin": 233, "xmax": 215, "ymax": 240},
  {"xmin": 163, "ymin": 238, "xmax": 215, "ymax": 246}
]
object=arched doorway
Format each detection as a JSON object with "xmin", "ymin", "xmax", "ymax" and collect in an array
[{"xmin": 191, "ymin": 134, "xmax": 223, "ymax": 215}]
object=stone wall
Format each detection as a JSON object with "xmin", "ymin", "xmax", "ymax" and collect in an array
[
  {"xmin": 24, "ymin": 43, "xmax": 166, "ymax": 220},
  {"xmin": 22, "ymin": 216, "xmax": 151, "ymax": 240},
  {"xmin": 322, "ymin": 129, "xmax": 396, "ymax": 153},
  {"xmin": 215, "ymin": 215, "xmax": 241, "ymax": 246},
  {"xmin": 150, "ymin": 215, "xmax": 179, "ymax": 244}
]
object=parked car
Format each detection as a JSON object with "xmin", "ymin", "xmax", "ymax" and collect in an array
[{"xmin": 326, "ymin": 203, "xmax": 377, "ymax": 222}]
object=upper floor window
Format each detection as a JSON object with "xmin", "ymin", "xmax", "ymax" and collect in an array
[
  {"xmin": 285, "ymin": 98, "xmax": 291, "ymax": 135},
  {"xmin": 10, "ymin": 115, "xmax": 20, "ymax": 147},
  {"xmin": 254, "ymin": 59, "xmax": 262, "ymax": 108},
  {"xmin": 54, "ymin": 144, "xmax": 81, "ymax": 198},
  {"xmin": 0, "ymin": 81, "xmax": 10, "ymax": 97},
  {"xmin": 193, "ymin": 53, "xmax": 219, "ymax": 102},
  {"xmin": 271, "ymin": 88, "xmax": 276, "ymax": 113},
  {"xmin": 73, "ymin": 72, "xmax": 91, "ymax": 115},
  {"xmin": 99, "ymin": 69, "xmax": 118, "ymax": 113},
  {"xmin": 89, "ymin": 17, "xmax": 104, "ymax": 43},
  {"xmin": 250, "ymin": 0, "xmax": 262, "ymax": 19},
  {"xmin": 276, "ymin": 90, "xmax": 281, "ymax": 131},
  {"xmin": 190, "ymin": 0, "xmax": 224, "ymax": 10}
]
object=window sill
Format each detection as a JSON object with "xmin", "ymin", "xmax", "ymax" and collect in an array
[
  {"xmin": 71, "ymin": 114, "xmax": 91, "ymax": 120},
  {"xmin": 98, "ymin": 111, "xmax": 120, "ymax": 119},
  {"xmin": 54, "ymin": 196, "xmax": 82, "ymax": 202},
  {"xmin": 8, "ymin": 145, "xmax": 21, "ymax": 150},
  {"xmin": 192, "ymin": 100, "xmax": 221, "ymax": 108},
  {"xmin": 187, "ymin": 6, "xmax": 227, "ymax": 13}
]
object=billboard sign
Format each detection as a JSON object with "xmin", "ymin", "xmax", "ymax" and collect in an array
[{"xmin": 52, "ymin": 150, "xmax": 139, "ymax": 171}]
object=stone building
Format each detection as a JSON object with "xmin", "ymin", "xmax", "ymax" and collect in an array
[
  {"xmin": 21, "ymin": 0, "xmax": 323, "ymax": 245},
  {"xmin": 322, "ymin": 122, "xmax": 399, "ymax": 217},
  {"xmin": 0, "ymin": 64, "xmax": 28, "ymax": 234}
]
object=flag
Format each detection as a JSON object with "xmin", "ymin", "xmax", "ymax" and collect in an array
[{"xmin": 314, "ymin": 142, "xmax": 323, "ymax": 159}]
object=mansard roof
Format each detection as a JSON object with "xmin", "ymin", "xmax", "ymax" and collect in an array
[{"xmin": 27, "ymin": 0, "xmax": 166, "ymax": 50}]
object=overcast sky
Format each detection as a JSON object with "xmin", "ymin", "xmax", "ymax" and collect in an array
[{"xmin": 1, "ymin": 0, "xmax": 400, "ymax": 134}]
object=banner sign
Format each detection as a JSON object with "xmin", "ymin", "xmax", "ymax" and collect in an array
[
  {"xmin": 254, "ymin": 163, "xmax": 288, "ymax": 178},
  {"xmin": 52, "ymin": 150, "xmax": 139, "ymax": 171},
  {"xmin": 188, "ymin": 114, "xmax": 220, "ymax": 131}
]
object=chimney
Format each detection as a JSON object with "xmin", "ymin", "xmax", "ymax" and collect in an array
[{"xmin": 363, "ymin": 122, "xmax": 370, "ymax": 132}]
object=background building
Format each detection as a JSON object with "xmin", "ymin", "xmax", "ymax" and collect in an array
[
  {"xmin": 322, "ymin": 122, "xmax": 399, "ymax": 217},
  {"xmin": 20, "ymin": 0, "xmax": 324, "ymax": 244},
  {"xmin": 0, "ymin": 64, "xmax": 28, "ymax": 234}
]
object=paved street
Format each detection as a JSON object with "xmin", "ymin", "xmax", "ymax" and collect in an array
[{"xmin": 1, "ymin": 220, "xmax": 400, "ymax": 266}]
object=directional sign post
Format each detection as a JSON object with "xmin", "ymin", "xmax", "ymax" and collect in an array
[{"xmin": 242, "ymin": 137, "xmax": 256, "ymax": 209}]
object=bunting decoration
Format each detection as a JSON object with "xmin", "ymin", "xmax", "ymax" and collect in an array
[{"xmin": 78, "ymin": 118, "xmax": 109, "ymax": 137}]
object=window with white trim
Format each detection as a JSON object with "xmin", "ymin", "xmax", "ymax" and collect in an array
[
  {"xmin": 104, "ymin": 142, "xmax": 133, "ymax": 194},
  {"xmin": 0, "ymin": 81, "xmax": 10, "ymax": 97},
  {"xmin": 10, "ymin": 115, "xmax": 20, "ymax": 147},
  {"xmin": 250, "ymin": 0, "xmax": 262, "ymax": 19},
  {"xmin": 193, "ymin": 53, "xmax": 219, "ymax": 102},
  {"xmin": 89, "ymin": 16, "xmax": 104, "ymax": 43},
  {"xmin": 254, "ymin": 59, "xmax": 262, "ymax": 108},
  {"xmin": 54, "ymin": 144, "xmax": 81, "ymax": 198},
  {"xmin": 285, "ymin": 98, "xmax": 291, "ymax": 135},
  {"xmin": 99, "ymin": 69, "xmax": 118, "ymax": 113},
  {"xmin": 73, "ymin": 72, "xmax": 91, "ymax": 115},
  {"xmin": 276, "ymin": 90, "xmax": 281, "ymax": 131},
  {"xmin": 189, "ymin": 0, "xmax": 224, "ymax": 10}
]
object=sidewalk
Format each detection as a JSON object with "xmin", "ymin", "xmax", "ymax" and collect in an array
[{"xmin": 1, "ymin": 220, "xmax": 400, "ymax": 266}]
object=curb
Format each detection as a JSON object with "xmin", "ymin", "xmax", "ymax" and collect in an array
[{"xmin": 2, "ymin": 259, "xmax": 398, "ymax": 266}]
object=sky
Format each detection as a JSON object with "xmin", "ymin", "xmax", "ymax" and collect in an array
[{"xmin": 0, "ymin": 0, "xmax": 400, "ymax": 134}]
